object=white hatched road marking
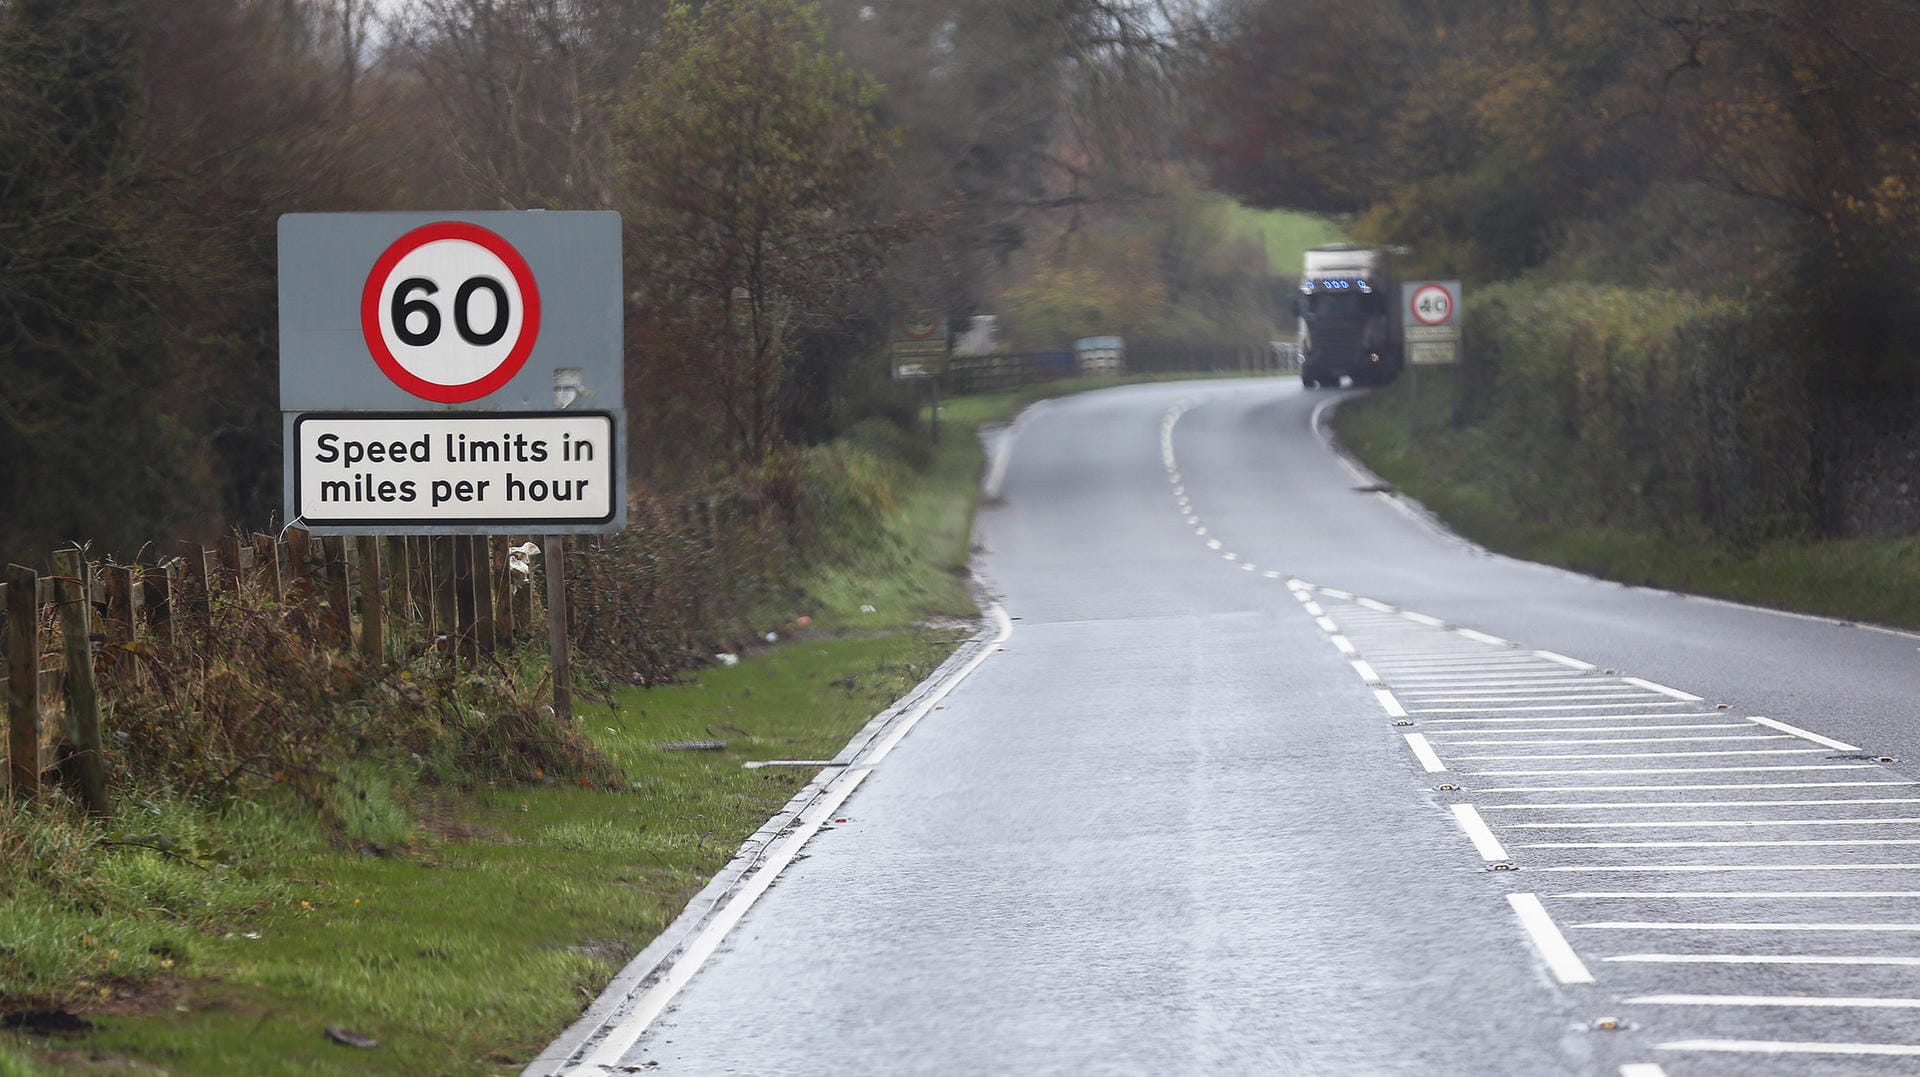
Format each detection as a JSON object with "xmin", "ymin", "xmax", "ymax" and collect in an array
[
  {"xmin": 1748, "ymin": 715, "xmax": 1861, "ymax": 752},
  {"xmin": 1288, "ymin": 580, "xmax": 1920, "ymax": 1067},
  {"xmin": 1487, "ymin": 798, "xmax": 1920, "ymax": 810},
  {"xmin": 1655, "ymin": 1039, "xmax": 1920, "ymax": 1057},
  {"xmin": 1450, "ymin": 735, "xmax": 1787, "ymax": 746},
  {"xmin": 1557, "ymin": 891, "xmax": 1920, "ymax": 899},
  {"xmin": 1550, "ymin": 864, "xmax": 1920, "ymax": 874},
  {"xmin": 1479, "ymin": 781, "xmax": 1915, "ymax": 794},
  {"xmin": 1506, "ymin": 817, "xmax": 1920, "ymax": 829},
  {"xmin": 1611, "ymin": 953, "xmax": 1920, "ymax": 965},
  {"xmin": 1577, "ymin": 921, "xmax": 1920, "ymax": 932}
]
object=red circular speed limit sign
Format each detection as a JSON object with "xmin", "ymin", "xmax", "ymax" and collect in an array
[
  {"xmin": 1409, "ymin": 283, "xmax": 1455, "ymax": 327},
  {"xmin": 360, "ymin": 221, "xmax": 542, "ymax": 403}
]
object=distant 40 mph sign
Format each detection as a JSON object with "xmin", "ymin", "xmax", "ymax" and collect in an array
[
  {"xmin": 279, "ymin": 211, "xmax": 625, "ymax": 534},
  {"xmin": 1401, "ymin": 279, "xmax": 1462, "ymax": 366}
]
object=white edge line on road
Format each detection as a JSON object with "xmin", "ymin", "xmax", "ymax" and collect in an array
[
  {"xmin": 864, "ymin": 604, "xmax": 1014, "ymax": 766},
  {"xmin": 1748, "ymin": 714, "xmax": 1861, "ymax": 752},
  {"xmin": 1535, "ymin": 650, "xmax": 1597, "ymax": 671},
  {"xmin": 1332, "ymin": 634, "xmax": 1357, "ymax": 656},
  {"xmin": 1620, "ymin": 1065, "xmax": 1669, "ymax": 1077},
  {"xmin": 1452, "ymin": 804, "xmax": 1510, "ymax": 860},
  {"xmin": 1456, "ymin": 628, "xmax": 1508, "ymax": 646},
  {"xmin": 1350, "ymin": 659, "xmax": 1381, "ymax": 684},
  {"xmin": 570, "ymin": 768, "xmax": 874, "ymax": 1072},
  {"xmin": 537, "ymin": 605, "xmax": 1015, "ymax": 1076},
  {"xmin": 1507, "ymin": 893, "xmax": 1595, "ymax": 984},
  {"xmin": 1375, "ymin": 688, "xmax": 1408, "ymax": 718},
  {"xmin": 1402, "ymin": 611, "xmax": 1447, "ymax": 628},
  {"xmin": 1404, "ymin": 733, "xmax": 1446, "ymax": 772},
  {"xmin": 981, "ymin": 400, "xmax": 1048, "ymax": 500},
  {"xmin": 1622, "ymin": 676, "xmax": 1703, "ymax": 701}
]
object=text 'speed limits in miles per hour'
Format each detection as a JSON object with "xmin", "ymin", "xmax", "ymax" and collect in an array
[{"xmin": 293, "ymin": 413, "xmax": 616, "ymax": 529}]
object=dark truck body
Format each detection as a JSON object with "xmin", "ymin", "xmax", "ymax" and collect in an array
[{"xmin": 1296, "ymin": 244, "xmax": 1404, "ymax": 388}]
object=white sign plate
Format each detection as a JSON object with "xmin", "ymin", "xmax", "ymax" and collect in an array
[
  {"xmin": 294, "ymin": 413, "xmax": 616, "ymax": 528},
  {"xmin": 1408, "ymin": 341, "xmax": 1459, "ymax": 366}
]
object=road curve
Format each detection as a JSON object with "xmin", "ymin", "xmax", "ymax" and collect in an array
[{"xmin": 536, "ymin": 377, "xmax": 1920, "ymax": 1077}]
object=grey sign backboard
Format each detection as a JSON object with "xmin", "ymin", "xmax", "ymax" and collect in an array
[{"xmin": 279, "ymin": 211, "xmax": 625, "ymax": 534}]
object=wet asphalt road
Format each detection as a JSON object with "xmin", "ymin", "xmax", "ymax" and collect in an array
[{"xmin": 547, "ymin": 377, "xmax": 1920, "ymax": 1076}]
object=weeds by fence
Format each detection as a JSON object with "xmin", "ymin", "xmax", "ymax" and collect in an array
[{"xmin": 2, "ymin": 531, "xmax": 549, "ymax": 815}]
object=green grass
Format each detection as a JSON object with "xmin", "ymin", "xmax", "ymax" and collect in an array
[
  {"xmin": 1216, "ymin": 201, "xmax": 1347, "ymax": 275},
  {"xmin": 6, "ymin": 634, "xmax": 956, "ymax": 1076},
  {"xmin": 1333, "ymin": 379, "xmax": 1920, "ymax": 629}
]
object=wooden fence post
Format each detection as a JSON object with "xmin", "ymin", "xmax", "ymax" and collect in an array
[
  {"xmin": 492, "ymin": 538, "xmax": 514, "ymax": 647},
  {"xmin": 510, "ymin": 538, "xmax": 534, "ymax": 641},
  {"xmin": 218, "ymin": 534, "xmax": 245, "ymax": 593},
  {"xmin": 431, "ymin": 535, "xmax": 457, "ymax": 653},
  {"xmin": 144, "ymin": 563, "xmax": 176, "ymax": 649},
  {"xmin": 408, "ymin": 536, "xmax": 434, "ymax": 641},
  {"xmin": 317, "ymin": 536, "xmax": 351, "ymax": 651},
  {"xmin": 545, "ymin": 536, "xmax": 572, "ymax": 722},
  {"xmin": 384, "ymin": 536, "xmax": 411, "ymax": 627},
  {"xmin": 6, "ymin": 563, "xmax": 40, "ymax": 803},
  {"xmin": 49, "ymin": 549, "xmax": 109, "ymax": 817},
  {"xmin": 180, "ymin": 541, "xmax": 214, "ymax": 619},
  {"xmin": 355, "ymin": 535, "xmax": 384, "ymax": 662},
  {"xmin": 286, "ymin": 527, "xmax": 313, "ymax": 602},
  {"xmin": 252, "ymin": 533, "xmax": 283, "ymax": 604},
  {"xmin": 103, "ymin": 565, "xmax": 140, "ymax": 684},
  {"xmin": 471, "ymin": 536, "xmax": 496, "ymax": 656},
  {"xmin": 452, "ymin": 536, "xmax": 478, "ymax": 663}
]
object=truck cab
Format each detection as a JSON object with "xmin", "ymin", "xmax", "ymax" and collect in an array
[{"xmin": 1297, "ymin": 245, "xmax": 1404, "ymax": 389}]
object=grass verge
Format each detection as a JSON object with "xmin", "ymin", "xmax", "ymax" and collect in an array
[
  {"xmin": 1332, "ymin": 377, "xmax": 1920, "ymax": 629},
  {"xmin": 1, "ymin": 373, "xmax": 1191, "ymax": 1075}
]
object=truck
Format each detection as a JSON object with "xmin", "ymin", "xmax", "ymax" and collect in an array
[{"xmin": 1296, "ymin": 245, "xmax": 1403, "ymax": 389}]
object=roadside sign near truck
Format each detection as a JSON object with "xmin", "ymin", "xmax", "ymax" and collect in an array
[{"xmin": 1401, "ymin": 280, "xmax": 1462, "ymax": 365}]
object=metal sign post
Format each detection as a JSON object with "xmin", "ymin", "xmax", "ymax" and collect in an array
[
  {"xmin": 279, "ymin": 210, "xmax": 623, "ymax": 716},
  {"xmin": 889, "ymin": 309, "xmax": 947, "ymax": 444}
]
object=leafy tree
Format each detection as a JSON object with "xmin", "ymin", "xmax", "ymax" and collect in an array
[{"xmin": 613, "ymin": 0, "xmax": 903, "ymax": 463}]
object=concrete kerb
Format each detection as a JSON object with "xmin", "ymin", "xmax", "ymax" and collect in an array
[{"xmin": 521, "ymin": 604, "xmax": 1007, "ymax": 1076}]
